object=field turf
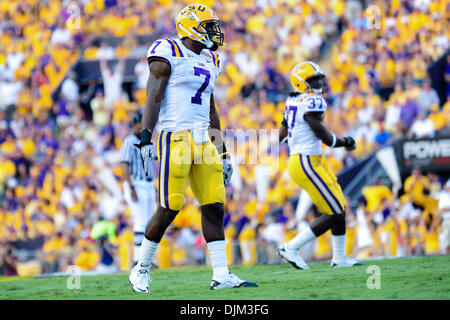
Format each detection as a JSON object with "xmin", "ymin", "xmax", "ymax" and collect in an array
[{"xmin": 1, "ymin": 256, "xmax": 449, "ymax": 300}]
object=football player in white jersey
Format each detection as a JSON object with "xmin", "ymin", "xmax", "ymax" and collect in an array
[
  {"xmin": 129, "ymin": 4, "xmax": 257, "ymax": 293},
  {"xmin": 278, "ymin": 61, "xmax": 362, "ymax": 269}
]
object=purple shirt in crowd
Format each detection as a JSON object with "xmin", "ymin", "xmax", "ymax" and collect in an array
[{"xmin": 400, "ymin": 100, "xmax": 420, "ymax": 127}]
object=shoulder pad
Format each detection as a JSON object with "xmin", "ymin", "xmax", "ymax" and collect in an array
[
  {"xmin": 299, "ymin": 94, "xmax": 327, "ymax": 112},
  {"xmin": 147, "ymin": 38, "xmax": 184, "ymax": 60}
]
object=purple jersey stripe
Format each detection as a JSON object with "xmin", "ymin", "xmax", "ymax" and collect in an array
[
  {"xmin": 164, "ymin": 38, "xmax": 176, "ymax": 57},
  {"xmin": 307, "ymin": 156, "xmax": 344, "ymax": 213},
  {"xmin": 299, "ymin": 155, "xmax": 338, "ymax": 215},
  {"xmin": 171, "ymin": 38, "xmax": 184, "ymax": 57},
  {"xmin": 164, "ymin": 132, "xmax": 172, "ymax": 208},
  {"xmin": 209, "ymin": 50, "xmax": 217, "ymax": 66},
  {"xmin": 158, "ymin": 131, "xmax": 164, "ymax": 206}
]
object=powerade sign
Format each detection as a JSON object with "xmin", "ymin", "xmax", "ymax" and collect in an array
[{"xmin": 400, "ymin": 137, "xmax": 450, "ymax": 173}]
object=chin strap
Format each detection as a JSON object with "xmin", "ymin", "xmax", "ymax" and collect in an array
[{"xmin": 311, "ymin": 87, "xmax": 324, "ymax": 94}]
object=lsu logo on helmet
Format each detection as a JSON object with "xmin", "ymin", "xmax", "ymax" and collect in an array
[
  {"xmin": 290, "ymin": 61, "xmax": 328, "ymax": 94},
  {"xmin": 176, "ymin": 4, "xmax": 224, "ymax": 50}
]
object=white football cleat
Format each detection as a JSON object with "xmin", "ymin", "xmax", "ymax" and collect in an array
[
  {"xmin": 210, "ymin": 272, "xmax": 258, "ymax": 290},
  {"xmin": 278, "ymin": 243, "xmax": 310, "ymax": 270},
  {"xmin": 330, "ymin": 257, "xmax": 363, "ymax": 268},
  {"xmin": 129, "ymin": 265, "xmax": 152, "ymax": 293}
]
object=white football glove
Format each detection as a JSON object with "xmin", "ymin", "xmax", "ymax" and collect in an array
[
  {"xmin": 135, "ymin": 143, "xmax": 158, "ymax": 177},
  {"xmin": 222, "ymin": 158, "xmax": 233, "ymax": 186}
]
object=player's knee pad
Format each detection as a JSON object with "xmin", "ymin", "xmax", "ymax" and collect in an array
[
  {"xmin": 214, "ymin": 182, "xmax": 226, "ymax": 203},
  {"xmin": 167, "ymin": 192, "xmax": 185, "ymax": 211},
  {"xmin": 210, "ymin": 175, "xmax": 226, "ymax": 205},
  {"xmin": 165, "ymin": 163, "xmax": 189, "ymax": 211}
]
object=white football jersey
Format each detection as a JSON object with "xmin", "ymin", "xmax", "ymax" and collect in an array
[
  {"xmin": 147, "ymin": 37, "xmax": 222, "ymax": 133},
  {"xmin": 284, "ymin": 93, "xmax": 327, "ymax": 155}
]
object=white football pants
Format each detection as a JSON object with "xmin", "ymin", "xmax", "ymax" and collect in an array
[{"xmin": 123, "ymin": 180, "xmax": 156, "ymax": 263}]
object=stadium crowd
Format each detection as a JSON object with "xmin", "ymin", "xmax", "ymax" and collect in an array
[{"xmin": 0, "ymin": 0, "xmax": 449, "ymax": 275}]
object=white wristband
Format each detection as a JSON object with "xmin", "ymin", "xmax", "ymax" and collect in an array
[{"xmin": 330, "ymin": 133, "xmax": 337, "ymax": 147}]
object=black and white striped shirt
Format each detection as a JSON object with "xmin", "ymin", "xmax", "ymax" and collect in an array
[{"xmin": 120, "ymin": 134, "xmax": 154, "ymax": 182}]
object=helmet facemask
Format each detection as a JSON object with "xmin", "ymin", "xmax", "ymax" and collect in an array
[
  {"xmin": 196, "ymin": 19, "xmax": 224, "ymax": 50},
  {"xmin": 306, "ymin": 74, "xmax": 328, "ymax": 94}
]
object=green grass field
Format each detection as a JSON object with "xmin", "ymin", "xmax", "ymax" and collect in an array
[{"xmin": 1, "ymin": 256, "xmax": 449, "ymax": 300}]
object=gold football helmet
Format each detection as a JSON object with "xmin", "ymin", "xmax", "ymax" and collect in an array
[
  {"xmin": 176, "ymin": 4, "xmax": 224, "ymax": 50},
  {"xmin": 290, "ymin": 61, "xmax": 327, "ymax": 94}
]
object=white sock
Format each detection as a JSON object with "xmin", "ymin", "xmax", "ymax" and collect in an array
[
  {"xmin": 332, "ymin": 234, "xmax": 346, "ymax": 262},
  {"xmin": 286, "ymin": 226, "xmax": 316, "ymax": 251},
  {"xmin": 207, "ymin": 240, "xmax": 229, "ymax": 282},
  {"xmin": 137, "ymin": 237, "xmax": 159, "ymax": 268}
]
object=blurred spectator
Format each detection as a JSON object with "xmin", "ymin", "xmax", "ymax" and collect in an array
[
  {"xmin": 91, "ymin": 90, "xmax": 110, "ymax": 128},
  {"xmin": 355, "ymin": 196, "xmax": 374, "ymax": 257},
  {"xmin": 445, "ymin": 54, "xmax": 450, "ymax": 97},
  {"xmin": 2, "ymin": 245, "xmax": 18, "ymax": 276},
  {"xmin": 376, "ymin": 50, "xmax": 396, "ymax": 101},
  {"xmin": 374, "ymin": 122, "xmax": 392, "ymax": 148},
  {"xmin": 402, "ymin": 168, "xmax": 438, "ymax": 214},
  {"xmin": 418, "ymin": 81, "xmax": 441, "ymax": 113},
  {"xmin": 95, "ymin": 235, "xmax": 119, "ymax": 273},
  {"xmin": 99, "ymin": 59, "xmax": 126, "ymax": 108},
  {"xmin": 438, "ymin": 180, "xmax": 450, "ymax": 255},
  {"xmin": 74, "ymin": 244, "xmax": 100, "ymax": 271},
  {"xmin": 235, "ymin": 52, "xmax": 260, "ymax": 79},
  {"xmin": 51, "ymin": 20, "xmax": 73, "ymax": 45},
  {"xmin": 384, "ymin": 97, "xmax": 402, "ymax": 132},
  {"xmin": 343, "ymin": 150, "xmax": 357, "ymax": 169},
  {"xmin": 300, "ymin": 29, "xmax": 323, "ymax": 60},
  {"xmin": 61, "ymin": 71, "xmax": 80, "ymax": 108},
  {"xmin": 6, "ymin": 48, "xmax": 25, "ymax": 79},
  {"xmin": 42, "ymin": 231, "xmax": 65, "ymax": 273},
  {"xmin": 241, "ymin": 77, "xmax": 257, "ymax": 100},
  {"xmin": 134, "ymin": 56, "xmax": 149, "ymax": 90},
  {"xmin": 400, "ymin": 95, "xmax": 421, "ymax": 128},
  {"xmin": 96, "ymin": 42, "xmax": 115, "ymax": 60},
  {"xmin": 352, "ymin": 11, "xmax": 367, "ymax": 30},
  {"xmin": 80, "ymin": 77, "xmax": 101, "ymax": 121},
  {"xmin": 428, "ymin": 104, "xmax": 446, "ymax": 132},
  {"xmin": 408, "ymin": 112, "xmax": 435, "ymax": 139}
]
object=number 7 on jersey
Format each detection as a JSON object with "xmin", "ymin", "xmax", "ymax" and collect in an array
[{"xmin": 191, "ymin": 67, "xmax": 210, "ymax": 105}]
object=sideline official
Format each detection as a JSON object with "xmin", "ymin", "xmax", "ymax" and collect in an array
[{"xmin": 120, "ymin": 111, "xmax": 156, "ymax": 265}]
